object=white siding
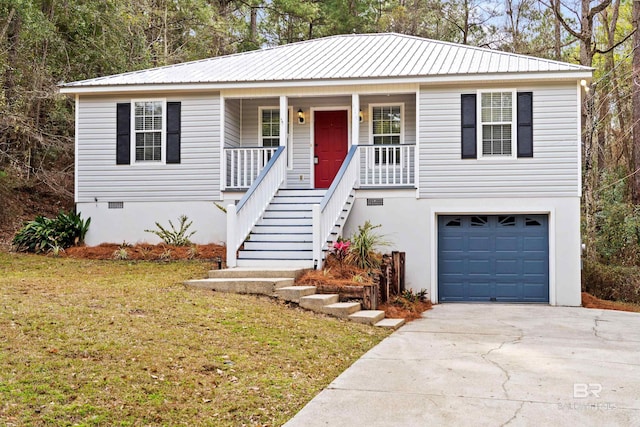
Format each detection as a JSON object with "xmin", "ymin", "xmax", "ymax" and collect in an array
[
  {"xmin": 418, "ymin": 83, "xmax": 579, "ymax": 198},
  {"xmin": 76, "ymin": 93, "xmax": 221, "ymax": 203},
  {"xmin": 225, "ymin": 99, "xmax": 240, "ymax": 147}
]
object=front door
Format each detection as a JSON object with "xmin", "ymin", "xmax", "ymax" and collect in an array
[{"xmin": 314, "ymin": 110, "xmax": 348, "ymax": 188}]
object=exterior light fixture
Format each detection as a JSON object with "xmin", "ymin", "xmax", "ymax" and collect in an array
[
  {"xmin": 359, "ymin": 109, "xmax": 364, "ymax": 122},
  {"xmin": 297, "ymin": 108, "xmax": 305, "ymax": 124}
]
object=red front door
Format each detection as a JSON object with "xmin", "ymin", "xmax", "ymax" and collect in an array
[{"xmin": 314, "ymin": 110, "xmax": 348, "ymax": 189}]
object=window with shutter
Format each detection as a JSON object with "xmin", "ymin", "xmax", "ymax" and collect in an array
[
  {"xmin": 461, "ymin": 91, "xmax": 534, "ymax": 159},
  {"xmin": 116, "ymin": 100, "xmax": 181, "ymax": 165}
]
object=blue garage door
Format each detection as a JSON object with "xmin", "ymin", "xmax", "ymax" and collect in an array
[{"xmin": 438, "ymin": 215, "xmax": 549, "ymax": 303}]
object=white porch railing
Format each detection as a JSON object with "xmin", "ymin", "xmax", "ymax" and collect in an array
[
  {"xmin": 225, "ymin": 147, "xmax": 278, "ymax": 189},
  {"xmin": 312, "ymin": 145, "xmax": 359, "ymax": 269},
  {"xmin": 226, "ymin": 146, "xmax": 286, "ymax": 267},
  {"xmin": 359, "ymin": 144, "xmax": 415, "ymax": 187}
]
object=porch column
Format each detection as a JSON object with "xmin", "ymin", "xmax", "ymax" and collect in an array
[
  {"xmin": 279, "ymin": 96, "xmax": 288, "ymax": 186},
  {"xmin": 279, "ymin": 96, "xmax": 288, "ymax": 148},
  {"xmin": 220, "ymin": 96, "xmax": 226, "ymax": 191},
  {"xmin": 351, "ymin": 93, "xmax": 360, "ymax": 146}
]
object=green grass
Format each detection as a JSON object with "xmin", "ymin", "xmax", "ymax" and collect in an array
[{"xmin": 0, "ymin": 253, "xmax": 390, "ymax": 426}]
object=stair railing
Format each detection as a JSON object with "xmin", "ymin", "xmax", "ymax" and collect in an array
[
  {"xmin": 312, "ymin": 145, "xmax": 359, "ymax": 269},
  {"xmin": 226, "ymin": 146, "xmax": 286, "ymax": 267}
]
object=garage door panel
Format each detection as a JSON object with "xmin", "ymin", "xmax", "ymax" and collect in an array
[
  {"xmin": 495, "ymin": 236, "xmax": 518, "ymax": 251},
  {"xmin": 438, "ymin": 215, "xmax": 549, "ymax": 303}
]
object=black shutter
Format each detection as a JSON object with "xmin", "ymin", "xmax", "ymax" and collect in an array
[
  {"xmin": 166, "ymin": 102, "xmax": 181, "ymax": 164},
  {"xmin": 116, "ymin": 103, "xmax": 131, "ymax": 165},
  {"xmin": 461, "ymin": 94, "xmax": 477, "ymax": 159},
  {"xmin": 517, "ymin": 92, "xmax": 533, "ymax": 158}
]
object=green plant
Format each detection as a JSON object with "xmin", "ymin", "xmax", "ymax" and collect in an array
[
  {"xmin": 187, "ymin": 245, "xmax": 199, "ymax": 260},
  {"xmin": 593, "ymin": 170, "xmax": 640, "ymax": 265},
  {"xmin": 112, "ymin": 247, "xmax": 129, "ymax": 260},
  {"xmin": 12, "ymin": 211, "xmax": 91, "ymax": 253},
  {"xmin": 347, "ymin": 221, "xmax": 390, "ymax": 271},
  {"xmin": 352, "ymin": 274, "xmax": 365, "ymax": 283},
  {"xmin": 145, "ymin": 215, "xmax": 196, "ymax": 246}
]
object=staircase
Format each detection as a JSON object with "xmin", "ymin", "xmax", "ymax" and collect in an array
[
  {"xmin": 236, "ymin": 189, "xmax": 354, "ymax": 268},
  {"xmin": 184, "ymin": 268, "xmax": 404, "ymax": 329}
]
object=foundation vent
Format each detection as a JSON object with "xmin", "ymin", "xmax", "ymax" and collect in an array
[
  {"xmin": 366, "ymin": 198, "xmax": 383, "ymax": 206},
  {"xmin": 108, "ymin": 201, "xmax": 124, "ymax": 209}
]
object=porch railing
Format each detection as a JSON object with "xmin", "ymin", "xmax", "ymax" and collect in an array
[
  {"xmin": 359, "ymin": 144, "xmax": 415, "ymax": 187},
  {"xmin": 226, "ymin": 146, "xmax": 286, "ymax": 267},
  {"xmin": 225, "ymin": 147, "xmax": 278, "ymax": 189},
  {"xmin": 312, "ymin": 145, "xmax": 359, "ymax": 269}
]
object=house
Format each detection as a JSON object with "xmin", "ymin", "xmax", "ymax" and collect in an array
[{"xmin": 59, "ymin": 33, "xmax": 592, "ymax": 306}]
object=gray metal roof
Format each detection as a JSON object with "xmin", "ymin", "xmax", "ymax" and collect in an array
[{"xmin": 61, "ymin": 33, "xmax": 591, "ymax": 88}]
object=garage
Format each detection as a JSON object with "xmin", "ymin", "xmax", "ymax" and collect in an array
[{"xmin": 438, "ymin": 215, "xmax": 549, "ymax": 302}]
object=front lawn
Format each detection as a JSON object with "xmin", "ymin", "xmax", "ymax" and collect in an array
[{"xmin": 0, "ymin": 253, "xmax": 390, "ymax": 426}]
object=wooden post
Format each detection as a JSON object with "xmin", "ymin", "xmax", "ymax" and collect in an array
[
  {"xmin": 363, "ymin": 284, "xmax": 378, "ymax": 310},
  {"xmin": 394, "ymin": 251, "xmax": 405, "ymax": 293}
]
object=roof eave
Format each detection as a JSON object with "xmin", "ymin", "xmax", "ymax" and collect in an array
[{"xmin": 58, "ymin": 70, "xmax": 594, "ymax": 96}]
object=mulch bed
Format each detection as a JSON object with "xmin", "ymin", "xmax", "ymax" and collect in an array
[
  {"xmin": 581, "ymin": 292, "xmax": 640, "ymax": 313},
  {"xmin": 60, "ymin": 243, "xmax": 226, "ymax": 261}
]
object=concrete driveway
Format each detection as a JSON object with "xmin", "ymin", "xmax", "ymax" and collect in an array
[{"xmin": 284, "ymin": 304, "xmax": 640, "ymax": 426}]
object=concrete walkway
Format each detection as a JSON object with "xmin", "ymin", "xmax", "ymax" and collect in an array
[{"xmin": 284, "ymin": 304, "xmax": 640, "ymax": 426}]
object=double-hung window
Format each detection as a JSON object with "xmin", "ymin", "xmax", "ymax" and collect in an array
[
  {"xmin": 371, "ymin": 104, "xmax": 403, "ymax": 164},
  {"xmin": 480, "ymin": 91, "xmax": 515, "ymax": 157},
  {"xmin": 260, "ymin": 108, "xmax": 280, "ymax": 147},
  {"xmin": 134, "ymin": 100, "xmax": 164, "ymax": 162}
]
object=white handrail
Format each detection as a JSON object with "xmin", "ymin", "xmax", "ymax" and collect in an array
[
  {"xmin": 359, "ymin": 144, "xmax": 415, "ymax": 187},
  {"xmin": 226, "ymin": 146, "xmax": 286, "ymax": 267},
  {"xmin": 225, "ymin": 147, "xmax": 277, "ymax": 189},
  {"xmin": 313, "ymin": 146, "xmax": 359, "ymax": 269}
]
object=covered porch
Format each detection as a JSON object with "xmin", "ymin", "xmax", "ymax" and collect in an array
[{"xmin": 221, "ymin": 93, "xmax": 417, "ymax": 192}]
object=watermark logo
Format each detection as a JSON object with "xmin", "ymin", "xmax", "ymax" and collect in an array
[
  {"xmin": 557, "ymin": 383, "xmax": 616, "ymax": 411},
  {"xmin": 573, "ymin": 383, "xmax": 602, "ymax": 398}
]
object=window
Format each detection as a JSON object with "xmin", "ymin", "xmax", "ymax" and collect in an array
[
  {"xmin": 116, "ymin": 100, "xmax": 180, "ymax": 165},
  {"xmin": 372, "ymin": 105, "xmax": 402, "ymax": 145},
  {"xmin": 371, "ymin": 104, "xmax": 402, "ymax": 164},
  {"xmin": 134, "ymin": 100, "xmax": 164, "ymax": 161},
  {"xmin": 260, "ymin": 108, "xmax": 280, "ymax": 147},
  {"xmin": 480, "ymin": 91, "xmax": 514, "ymax": 157}
]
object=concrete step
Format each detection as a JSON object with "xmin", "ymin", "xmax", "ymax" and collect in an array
[
  {"xmin": 243, "ymin": 241, "xmax": 313, "ymax": 251},
  {"xmin": 257, "ymin": 217, "xmax": 312, "ymax": 226},
  {"xmin": 238, "ymin": 250, "xmax": 312, "ymax": 260},
  {"xmin": 184, "ymin": 277, "xmax": 293, "ymax": 295},
  {"xmin": 248, "ymin": 233, "xmax": 312, "ymax": 242},
  {"xmin": 348, "ymin": 310, "xmax": 386, "ymax": 325},
  {"xmin": 208, "ymin": 268, "xmax": 305, "ymax": 279},
  {"xmin": 275, "ymin": 286, "xmax": 317, "ymax": 303},
  {"xmin": 374, "ymin": 318, "xmax": 405, "ymax": 329},
  {"xmin": 236, "ymin": 259, "xmax": 315, "ymax": 268},
  {"xmin": 321, "ymin": 302, "xmax": 362, "ymax": 318},
  {"xmin": 300, "ymin": 294, "xmax": 339, "ymax": 311}
]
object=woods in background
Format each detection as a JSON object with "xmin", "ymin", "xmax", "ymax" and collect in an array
[{"xmin": 1, "ymin": 0, "xmax": 638, "ymax": 264}]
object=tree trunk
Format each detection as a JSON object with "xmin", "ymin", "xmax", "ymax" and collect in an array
[{"xmin": 632, "ymin": 0, "xmax": 640, "ymax": 203}]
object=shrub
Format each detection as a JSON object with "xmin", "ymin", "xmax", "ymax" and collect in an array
[
  {"xmin": 592, "ymin": 170, "xmax": 640, "ymax": 265},
  {"xmin": 582, "ymin": 260, "xmax": 640, "ymax": 304},
  {"xmin": 347, "ymin": 221, "xmax": 390, "ymax": 271},
  {"xmin": 12, "ymin": 211, "xmax": 91, "ymax": 253},
  {"xmin": 145, "ymin": 215, "xmax": 196, "ymax": 246}
]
